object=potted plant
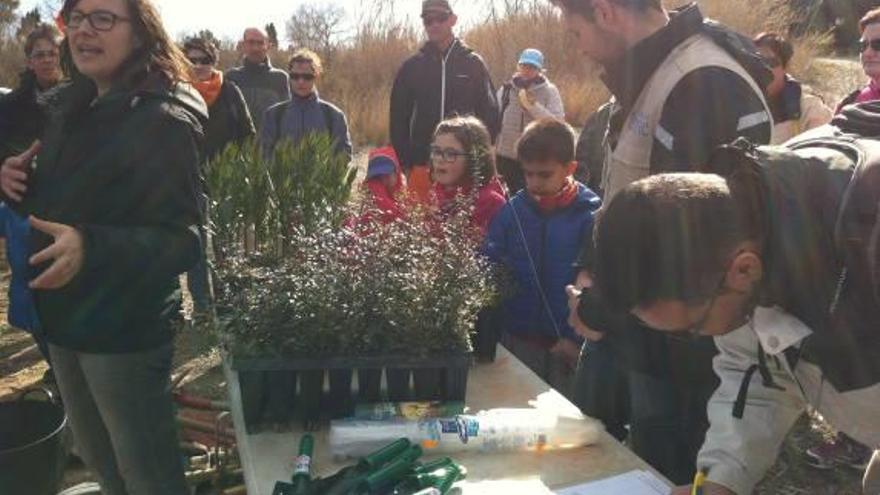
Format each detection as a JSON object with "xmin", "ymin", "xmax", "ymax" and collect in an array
[{"xmin": 208, "ymin": 138, "xmax": 497, "ymax": 431}]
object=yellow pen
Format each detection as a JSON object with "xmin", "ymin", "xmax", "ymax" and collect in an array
[{"xmin": 691, "ymin": 467, "xmax": 708, "ymax": 495}]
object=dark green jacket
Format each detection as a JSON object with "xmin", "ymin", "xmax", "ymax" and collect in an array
[
  {"xmin": 225, "ymin": 58, "xmax": 290, "ymax": 131},
  {"xmin": 0, "ymin": 71, "xmax": 51, "ymax": 161},
  {"xmin": 10, "ymin": 76, "xmax": 207, "ymax": 353},
  {"xmin": 204, "ymin": 80, "xmax": 255, "ymax": 162}
]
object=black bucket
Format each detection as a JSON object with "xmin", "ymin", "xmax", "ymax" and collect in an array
[{"xmin": 0, "ymin": 388, "xmax": 68, "ymax": 495}]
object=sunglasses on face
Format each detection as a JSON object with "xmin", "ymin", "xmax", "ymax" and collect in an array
[
  {"xmin": 188, "ymin": 56, "xmax": 213, "ymax": 66},
  {"xmin": 430, "ymin": 146, "xmax": 467, "ymax": 163},
  {"xmin": 859, "ymin": 38, "xmax": 880, "ymax": 53},
  {"xmin": 289, "ymin": 72, "xmax": 316, "ymax": 82},
  {"xmin": 65, "ymin": 9, "xmax": 130, "ymax": 32},
  {"xmin": 422, "ymin": 13, "xmax": 450, "ymax": 27}
]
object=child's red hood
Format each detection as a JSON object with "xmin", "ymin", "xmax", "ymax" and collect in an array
[{"xmin": 367, "ymin": 146, "xmax": 404, "ymax": 196}]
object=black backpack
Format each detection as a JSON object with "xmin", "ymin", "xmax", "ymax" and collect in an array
[{"xmin": 709, "ymin": 106, "xmax": 880, "ymax": 400}]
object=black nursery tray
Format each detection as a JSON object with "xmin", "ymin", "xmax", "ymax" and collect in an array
[{"xmin": 228, "ymin": 353, "xmax": 472, "ymax": 433}]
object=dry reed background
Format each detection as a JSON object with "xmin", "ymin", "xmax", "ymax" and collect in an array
[
  {"xmin": 262, "ymin": 0, "xmax": 842, "ymax": 146},
  {"xmin": 0, "ymin": 0, "xmax": 857, "ymax": 145}
]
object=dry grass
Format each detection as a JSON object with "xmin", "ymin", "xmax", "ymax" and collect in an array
[
  {"xmin": 1, "ymin": 1, "xmax": 850, "ymax": 143},
  {"xmin": 250, "ymin": 0, "xmax": 831, "ymax": 145},
  {"xmin": 320, "ymin": 24, "xmax": 419, "ymax": 146},
  {"xmin": 0, "ymin": 39, "xmax": 24, "ymax": 88},
  {"xmin": 464, "ymin": 4, "xmax": 609, "ymax": 126}
]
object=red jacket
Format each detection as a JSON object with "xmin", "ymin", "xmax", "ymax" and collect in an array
[
  {"xmin": 362, "ymin": 146, "xmax": 405, "ymax": 224},
  {"xmin": 432, "ymin": 176, "xmax": 507, "ymax": 236}
]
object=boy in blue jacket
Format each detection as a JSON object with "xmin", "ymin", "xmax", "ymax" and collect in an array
[
  {"xmin": 485, "ymin": 118, "xmax": 601, "ymax": 397},
  {"xmin": 0, "ymin": 203, "xmax": 50, "ymax": 376}
]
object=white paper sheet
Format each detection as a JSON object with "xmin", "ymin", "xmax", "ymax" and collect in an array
[{"xmin": 555, "ymin": 470, "xmax": 671, "ymax": 495}]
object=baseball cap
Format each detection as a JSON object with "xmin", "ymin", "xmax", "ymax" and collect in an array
[
  {"xmin": 367, "ymin": 147, "xmax": 399, "ymax": 180},
  {"xmin": 518, "ymin": 48, "xmax": 545, "ymax": 70},
  {"xmin": 422, "ymin": 0, "xmax": 453, "ymax": 16}
]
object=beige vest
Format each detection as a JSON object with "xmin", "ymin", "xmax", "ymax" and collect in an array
[{"xmin": 600, "ymin": 33, "xmax": 773, "ymax": 201}]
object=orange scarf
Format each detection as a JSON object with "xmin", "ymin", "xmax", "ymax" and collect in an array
[{"xmin": 194, "ymin": 70, "xmax": 223, "ymax": 107}]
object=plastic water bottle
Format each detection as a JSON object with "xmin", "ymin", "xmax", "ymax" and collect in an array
[{"xmin": 330, "ymin": 408, "xmax": 600, "ymax": 459}]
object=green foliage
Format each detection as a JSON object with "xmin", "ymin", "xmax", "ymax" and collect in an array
[
  {"xmin": 217, "ymin": 204, "xmax": 498, "ymax": 359},
  {"xmin": 205, "ymin": 134, "xmax": 356, "ymax": 261},
  {"xmin": 265, "ymin": 22, "xmax": 279, "ymax": 49}
]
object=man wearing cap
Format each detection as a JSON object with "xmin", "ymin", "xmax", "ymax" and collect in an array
[
  {"xmin": 390, "ymin": 0, "xmax": 500, "ymax": 203},
  {"xmin": 495, "ymin": 48, "xmax": 565, "ymax": 194},
  {"xmin": 551, "ymin": 0, "xmax": 776, "ymax": 485}
]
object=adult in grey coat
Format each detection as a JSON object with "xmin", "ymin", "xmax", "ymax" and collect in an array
[
  {"xmin": 259, "ymin": 49, "xmax": 352, "ymax": 161},
  {"xmin": 226, "ymin": 27, "xmax": 290, "ymax": 131}
]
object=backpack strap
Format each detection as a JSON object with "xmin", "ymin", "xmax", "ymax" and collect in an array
[
  {"xmin": 838, "ymin": 89, "xmax": 862, "ymax": 112},
  {"xmin": 320, "ymin": 101, "xmax": 334, "ymax": 136},
  {"xmin": 221, "ymin": 83, "xmax": 242, "ymax": 140},
  {"xmin": 788, "ymin": 135, "xmax": 880, "ymax": 307},
  {"xmin": 273, "ymin": 103, "xmax": 285, "ymax": 148},
  {"xmin": 500, "ymin": 83, "xmax": 513, "ymax": 118}
]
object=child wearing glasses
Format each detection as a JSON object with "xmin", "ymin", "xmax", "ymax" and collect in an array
[
  {"xmin": 259, "ymin": 49, "xmax": 352, "ymax": 161},
  {"xmin": 484, "ymin": 118, "xmax": 600, "ymax": 397},
  {"xmin": 429, "ymin": 116, "xmax": 506, "ymax": 236}
]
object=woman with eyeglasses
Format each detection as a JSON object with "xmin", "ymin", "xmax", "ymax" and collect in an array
[
  {"xmin": 838, "ymin": 8, "xmax": 880, "ymax": 111},
  {"xmin": 258, "ymin": 48, "xmax": 352, "ymax": 161},
  {"xmin": 0, "ymin": 24, "xmax": 63, "ymax": 161},
  {"xmin": 182, "ymin": 36, "xmax": 254, "ymax": 321},
  {"xmin": 0, "ymin": 0, "xmax": 205, "ymax": 493},
  {"xmin": 752, "ymin": 32, "xmax": 832, "ymax": 145}
]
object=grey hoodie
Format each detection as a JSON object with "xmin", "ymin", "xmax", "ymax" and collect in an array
[{"xmin": 495, "ymin": 75, "xmax": 565, "ymax": 160}]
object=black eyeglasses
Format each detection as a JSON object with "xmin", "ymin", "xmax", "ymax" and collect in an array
[
  {"xmin": 859, "ymin": 38, "xmax": 880, "ymax": 53},
  {"xmin": 66, "ymin": 9, "xmax": 131, "ymax": 32},
  {"xmin": 429, "ymin": 146, "xmax": 467, "ymax": 163},
  {"xmin": 422, "ymin": 13, "xmax": 450, "ymax": 27},
  {"xmin": 289, "ymin": 72, "xmax": 316, "ymax": 82},
  {"xmin": 188, "ymin": 56, "xmax": 213, "ymax": 66},
  {"xmin": 643, "ymin": 264, "xmax": 732, "ymax": 342}
]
